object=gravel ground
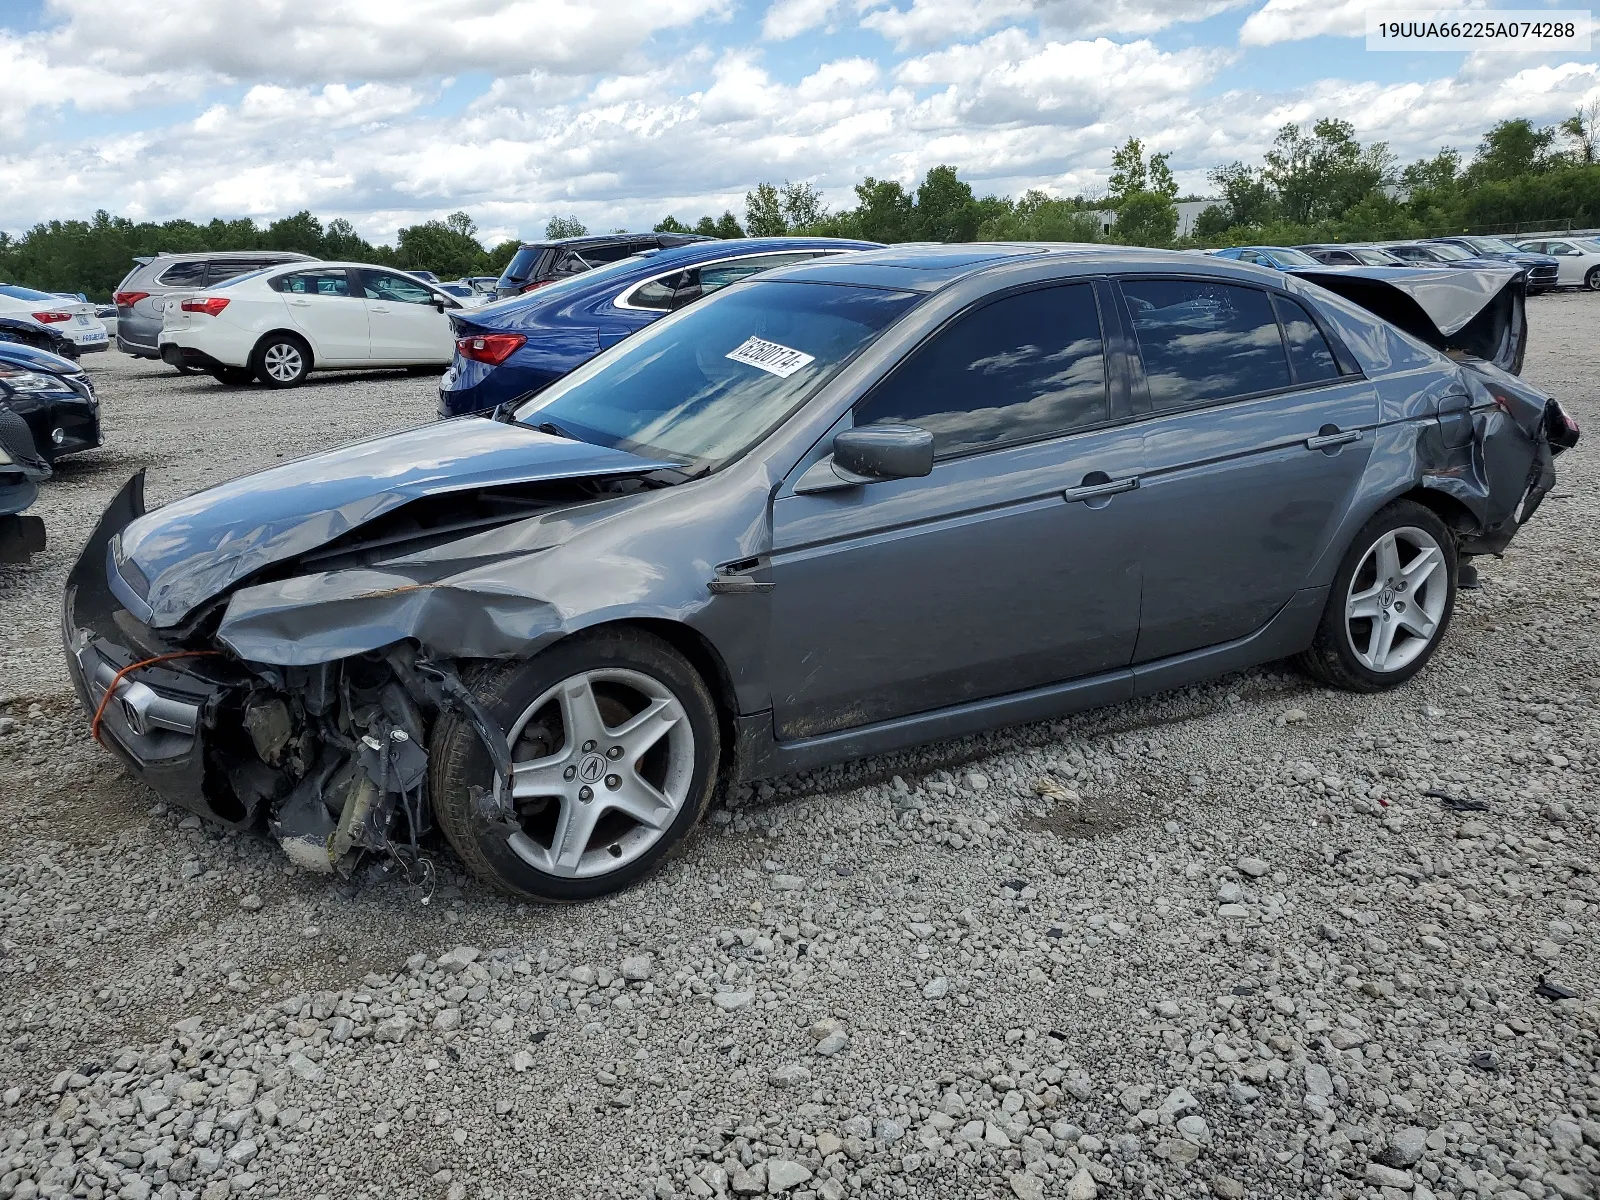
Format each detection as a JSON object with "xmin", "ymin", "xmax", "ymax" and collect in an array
[{"xmin": 0, "ymin": 297, "xmax": 1597, "ymax": 1200}]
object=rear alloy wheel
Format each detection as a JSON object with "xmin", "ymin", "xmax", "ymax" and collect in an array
[
  {"xmin": 252, "ymin": 334, "xmax": 311, "ymax": 387},
  {"xmin": 431, "ymin": 630, "xmax": 721, "ymax": 901},
  {"xmin": 1298, "ymin": 500, "xmax": 1457, "ymax": 692},
  {"xmin": 1586, "ymin": 266, "xmax": 1600, "ymax": 292}
]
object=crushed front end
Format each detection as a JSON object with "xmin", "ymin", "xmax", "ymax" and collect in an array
[{"xmin": 63, "ymin": 473, "xmax": 448, "ymax": 878}]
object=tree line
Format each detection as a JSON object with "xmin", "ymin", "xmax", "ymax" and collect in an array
[{"xmin": 2, "ymin": 108, "xmax": 1595, "ymax": 301}]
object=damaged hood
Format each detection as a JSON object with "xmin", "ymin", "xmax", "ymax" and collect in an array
[
  {"xmin": 112, "ymin": 418, "xmax": 674, "ymax": 627},
  {"xmin": 1290, "ymin": 263, "xmax": 1527, "ymax": 374}
]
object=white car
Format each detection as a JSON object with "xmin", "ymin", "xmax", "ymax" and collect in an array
[
  {"xmin": 1514, "ymin": 237, "xmax": 1600, "ymax": 290},
  {"xmin": 0, "ymin": 284, "xmax": 110, "ymax": 355},
  {"xmin": 158, "ymin": 261, "xmax": 466, "ymax": 387}
]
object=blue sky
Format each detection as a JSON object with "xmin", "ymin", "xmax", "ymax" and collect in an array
[{"xmin": 0, "ymin": 0, "xmax": 1594, "ymax": 245}]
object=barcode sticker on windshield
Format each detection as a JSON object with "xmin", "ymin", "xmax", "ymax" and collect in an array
[{"xmin": 725, "ymin": 336, "xmax": 815, "ymax": 378}]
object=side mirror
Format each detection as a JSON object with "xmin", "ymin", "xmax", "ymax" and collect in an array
[{"xmin": 795, "ymin": 424, "xmax": 933, "ymax": 493}]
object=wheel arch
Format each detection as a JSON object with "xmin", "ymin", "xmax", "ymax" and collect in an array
[
  {"xmin": 250, "ymin": 328, "xmax": 316, "ymax": 371},
  {"xmin": 537, "ymin": 616, "xmax": 742, "ymax": 778}
]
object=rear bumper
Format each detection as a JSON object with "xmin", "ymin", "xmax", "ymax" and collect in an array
[
  {"xmin": 160, "ymin": 343, "xmax": 228, "ymax": 372},
  {"xmin": 62, "ymin": 473, "xmax": 257, "ymax": 825}
]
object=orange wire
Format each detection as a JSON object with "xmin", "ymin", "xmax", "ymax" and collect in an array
[{"xmin": 90, "ymin": 650, "xmax": 223, "ymax": 746}]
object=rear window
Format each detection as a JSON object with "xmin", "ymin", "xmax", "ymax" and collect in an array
[
  {"xmin": 499, "ymin": 247, "xmax": 545, "ymax": 285},
  {"xmin": 0, "ymin": 284, "xmax": 57, "ymax": 301},
  {"xmin": 1272, "ymin": 295, "xmax": 1341, "ymax": 385},
  {"xmin": 207, "ymin": 260, "xmax": 268, "ymax": 286},
  {"xmin": 156, "ymin": 261, "xmax": 208, "ymax": 287}
]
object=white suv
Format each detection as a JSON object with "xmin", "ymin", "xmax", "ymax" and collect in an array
[{"xmin": 159, "ymin": 262, "xmax": 466, "ymax": 387}]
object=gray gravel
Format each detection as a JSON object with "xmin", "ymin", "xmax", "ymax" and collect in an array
[{"xmin": 0, "ymin": 297, "xmax": 1597, "ymax": 1200}]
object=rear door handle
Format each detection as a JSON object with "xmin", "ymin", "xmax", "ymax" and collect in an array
[
  {"xmin": 1305, "ymin": 429, "xmax": 1361, "ymax": 450},
  {"xmin": 1062, "ymin": 476, "xmax": 1139, "ymax": 503}
]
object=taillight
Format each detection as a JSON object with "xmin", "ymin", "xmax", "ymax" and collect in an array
[
  {"xmin": 518, "ymin": 281, "xmax": 553, "ymax": 295},
  {"xmin": 456, "ymin": 333, "xmax": 526, "ymax": 365},
  {"xmin": 113, "ymin": 291, "xmax": 149, "ymax": 307},
  {"xmin": 180, "ymin": 297, "xmax": 230, "ymax": 316},
  {"xmin": 31, "ymin": 311, "xmax": 72, "ymax": 323}
]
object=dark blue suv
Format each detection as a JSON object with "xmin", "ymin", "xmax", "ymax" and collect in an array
[{"xmin": 439, "ymin": 237, "xmax": 879, "ymax": 417}]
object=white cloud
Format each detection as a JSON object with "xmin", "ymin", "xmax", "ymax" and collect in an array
[
  {"xmin": 1239, "ymin": 0, "xmax": 1502, "ymax": 45},
  {"xmin": 863, "ymin": 0, "xmax": 1249, "ymax": 48},
  {"xmin": 762, "ymin": 0, "xmax": 853, "ymax": 39},
  {"xmin": 29, "ymin": 0, "xmax": 731, "ymax": 83}
]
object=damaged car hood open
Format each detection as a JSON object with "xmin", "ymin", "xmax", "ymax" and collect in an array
[
  {"xmin": 1290, "ymin": 263, "xmax": 1527, "ymax": 374},
  {"xmin": 111, "ymin": 418, "xmax": 675, "ymax": 628}
]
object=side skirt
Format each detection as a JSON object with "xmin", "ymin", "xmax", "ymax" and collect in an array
[{"xmin": 733, "ymin": 585, "xmax": 1329, "ymax": 782}]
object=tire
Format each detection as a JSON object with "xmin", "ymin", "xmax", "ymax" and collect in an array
[
  {"xmin": 1297, "ymin": 500, "xmax": 1457, "ymax": 692},
  {"xmin": 211, "ymin": 366, "xmax": 254, "ymax": 386},
  {"xmin": 430, "ymin": 629, "xmax": 722, "ymax": 902},
  {"xmin": 251, "ymin": 333, "xmax": 312, "ymax": 387},
  {"xmin": 1586, "ymin": 267, "xmax": 1600, "ymax": 292}
]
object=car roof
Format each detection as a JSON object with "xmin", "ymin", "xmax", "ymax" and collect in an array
[
  {"xmin": 516, "ymin": 233, "xmax": 713, "ymax": 251},
  {"xmin": 770, "ymin": 242, "xmax": 1257, "ymax": 293},
  {"xmin": 147, "ymin": 250, "xmax": 317, "ymax": 262}
]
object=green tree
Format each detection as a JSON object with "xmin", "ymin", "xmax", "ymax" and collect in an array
[
  {"xmin": 691, "ymin": 211, "xmax": 744, "ymax": 238},
  {"xmin": 485, "ymin": 239, "xmax": 521, "ymax": 272},
  {"xmin": 654, "ymin": 215, "xmax": 692, "ymax": 233},
  {"xmin": 1465, "ymin": 118, "xmax": 1556, "ymax": 183},
  {"xmin": 851, "ymin": 177, "xmax": 915, "ymax": 243},
  {"xmin": 779, "ymin": 181, "xmax": 828, "ymax": 230},
  {"xmin": 1112, "ymin": 192, "xmax": 1178, "ymax": 246},
  {"xmin": 395, "ymin": 215, "xmax": 486, "ymax": 279},
  {"xmin": 546, "ymin": 215, "xmax": 587, "ymax": 239},
  {"xmin": 745, "ymin": 183, "xmax": 788, "ymax": 236},
  {"xmin": 1107, "ymin": 138, "xmax": 1148, "ymax": 202},
  {"xmin": 322, "ymin": 217, "xmax": 372, "ymax": 259},
  {"xmin": 1207, "ymin": 161, "xmax": 1276, "ymax": 227},
  {"xmin": 263, "ymin": 210, "xmax": 324, "ymax": 254},
  {"xmin": 1560, "ymin": 99, "xmax": 1600, "ymax": 164},
  {"xmin": 913, "ymin": 165, "xmax": 980, "ymax": 241},
  {"xmin": 1262, "ymin": 118, "xmax": 1393, "ymax": 224},
  {"xmin": 977, "ymin": 190, "xmax": 1102, "ymax": 241}
]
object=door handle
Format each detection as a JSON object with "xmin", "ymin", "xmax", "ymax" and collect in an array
[
  {"xmin": 370, "ymin": 305, "xmax": 391, "ymax": 313},
  {"xmin": 288, "ymin": 299, "xmax": 311, "ymax": 307},
  {"xmin": 1305, "ymin": 429, "xmax": 1361, "ymax": 450},
  {"xmin": 1062, "ymin": 476, "xmax": 1139, "ymax": 503}
]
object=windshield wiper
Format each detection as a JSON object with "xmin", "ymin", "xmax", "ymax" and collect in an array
[{"xmin": 534, "ymin": 420, "xmax": 579, "ymax": 441}]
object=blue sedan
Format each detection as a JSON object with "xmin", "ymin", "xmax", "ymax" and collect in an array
[{"xmin": 438, "ymin": 236, "xmax": 880, "ymax": 417}]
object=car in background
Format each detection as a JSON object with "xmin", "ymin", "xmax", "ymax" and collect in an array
[
  {"xmin": 95, "ymin": 304, "xmax": 118, "ymax": 339},
  {"xmin": 462, "ymin": 276, "xmax": 499, "ymax": 295},
  {"xmin": 1426, "ymin": 236, "xmax": 1558, "ymax": 292},
  {"xmin": 1377, "ymin": 242, "xmax": 1516, "ymax": 274},
  {"xmin": 1514, "ymin": 236, "xmax": 1600, "ymax": 289},
  {"xmin": 113, "ymin": 251, "xmax": 318, "ymax": 366},
  {"xmin": 441, "ymin": 236, "xmax": 880, "ymax": 417},
  {"xmin": 437, "ymin": 282, "xmax": 490, "ymax": 308},
  {"xmin": 0, "ymin": 312, "xmax": 83, "ymax": 359},
  {"xmin": 0, "ymin": 405, "xmax": 48, "ymax": 563},
  {"xmin": 0, "ymin": 340, "xmax": 102, "ymax": 462},
  {"xmin": 158, "ymin": 261, "xmax": 469, "ymax": 387},
  {"xmin": 1209, "ymin": 246, "xmax": 1322, "ymax": 270},
  {"xmin": 492, "ymin": 232, "xmax": 711, "ymax": 299},
  {"xmin": 1296, "ymin": 245, "xmax": 1411, "ymax": 266},
  {"xmin": 407, "ymin": 270, "xmax": 441, "ymax": 284},
  {"xmin": 0, "ymin": 285, "xmax": 109, "ymax": 357}
]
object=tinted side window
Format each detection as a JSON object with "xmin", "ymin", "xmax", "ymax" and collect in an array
[
  {"xmin": 272, "ymin": 269, "xmax": 352, "ymax": 296},
  {"xmin": 156, "ymin": 261, "xmax": 207, "ymax": 287},
  {"xmin": 360, "ymin": 272, "xmax": 434, "ymax": 304},
  {"xmin": 626, "ymin": 271, "xmax": 688, "ymax": 311},
  {"xmin": 698, "ymin": 253, "xmax": 816, "ymax": 295},
  {"xmin": 583, "ymin": 243, "xmax": 636, "ymax": 265},
  {"xmin": 1123, "ymin": 279, "xmax": 1289, "ymax": 410},
  {"xmin": 206, "ymin": 260, "xmax": 264, "ymax": 286},
  {"xmin": 855, "ymin": 283, "xmax": 1108, "ymax": 459},
  {"xmin": 1272, "ymin": 295, "xmax": 1341, "ymax": 385}
]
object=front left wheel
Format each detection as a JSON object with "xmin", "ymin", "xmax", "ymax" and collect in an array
[
  {"xmin": 1586, "ymin": 266, "xmax": 1600, "ymax": 292},
  {"xmin": 430, "ymin": 630, "xmax": 722, "ymax": 902}
]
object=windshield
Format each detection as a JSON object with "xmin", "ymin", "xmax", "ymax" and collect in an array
[
  {"xmin": 512, "ymin": 280, "xmax": 919, "ymax": 471},
  {"xmin": 1267, "ymin": 248, "xmax": 1317, "ymax": 265},
  {"xmin": 1575, "ymin": 238, "xmax": 1600, "ymax": 254},
  {"xmin": 1427, "ymin": 243, "xmax": 1473, "ymax": 261},
  {"xmin": 1465, "ymin": 237, "xmax": 1518, "ymax": 254},
  {"xmin": 1351, "ymin": 248, "xmax": 1403, "ymax": 265}
]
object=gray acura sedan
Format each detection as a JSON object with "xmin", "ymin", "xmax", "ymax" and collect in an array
[{"xmin": 64, "ymin": 245, "xmax": 1579, "ymax": 901}]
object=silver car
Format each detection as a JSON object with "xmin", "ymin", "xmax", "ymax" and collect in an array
[{"xmin": 113, "ymin": 251, "xmax": 317, "ymax": 366}]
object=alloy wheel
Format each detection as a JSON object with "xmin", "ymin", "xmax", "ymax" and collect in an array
[
  {"xmin": 1343, "ymin": 525, "xmax": 1449, "ymax": 674},
  {"xmin": 263, "ymin": 343, "xmax": 303, "ymax": 382},
  {"xmin": 495, "ymin": 668, "xmax": 694, "ymax": 879}
]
